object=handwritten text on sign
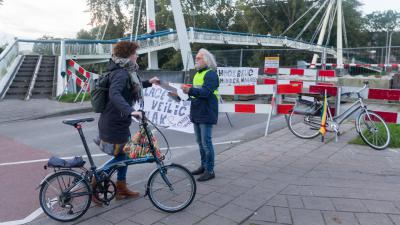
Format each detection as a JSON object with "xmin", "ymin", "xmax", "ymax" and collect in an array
[
  {"xmin": 140, "ymin": 85, "xmax": 193, "ymax": 133},
  {"xmin": 217, "ymin": 67, "xmax": 259, "ymax": 85}
]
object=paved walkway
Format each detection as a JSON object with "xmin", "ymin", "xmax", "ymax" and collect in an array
[
  {"xmin": 0, "ymin": 99, "xmax": 91, "ymax": 123},
  {"xmin": 30, "ymin": 123, "xmax": 400, "ymax": 225}
]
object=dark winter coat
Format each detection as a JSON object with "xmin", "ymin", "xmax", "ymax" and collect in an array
[{"xmin": 98, "ymin": 60, "xmax": 151, "ymax": 143}]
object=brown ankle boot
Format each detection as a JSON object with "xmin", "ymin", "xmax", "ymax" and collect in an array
[
  {"xmin": 115, "ymin": 180, "xmax": 140, "ymax": 200},
  {"xmin": 91, "ymin": 177, "xmax": 103, "ymax": 207}
]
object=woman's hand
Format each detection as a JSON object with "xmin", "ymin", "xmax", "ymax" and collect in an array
[
  {"xmin": 131, "ymin": 111, "xmax": 143, "ymax": 119},
  {"xmin": 181, "ymin": 84, "xmax": 191, "ymax": 94},
  {"xmin": 149, "ymin": 77, "xmax": 160, "ymax": 85}
]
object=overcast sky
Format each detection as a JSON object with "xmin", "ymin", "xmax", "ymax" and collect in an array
[{"xmin": 0, "ymin": 0, "xmax": 399, "ymax": 45}]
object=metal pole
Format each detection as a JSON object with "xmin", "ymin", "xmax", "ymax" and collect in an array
[
  {"xmin": 336, "ymin": 0, "xmax": 343, "ymax": 69},
  {"xmin": 146, "ymin": 0, "xmax": 158, "ymax": 69},
  {"xmin": 311, "ymin": 0, "xmax": 334, "ymax": 68},
  {"xmin": 170, "ymin": 0, "xmax": 194, "ymax": 70},
  {"xmin": 239, "ymin": 49, "xmax": 243, "ymax": 67},
  {"xmin": 387, "ymin": 31, "xmax": 394, "ymax": 65}
]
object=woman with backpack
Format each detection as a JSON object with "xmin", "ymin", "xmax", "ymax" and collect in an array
[{"xmin": 95, "ymin": 41, "xmax": 160, "ymax": 204}]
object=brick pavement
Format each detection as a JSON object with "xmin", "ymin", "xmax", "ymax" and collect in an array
[{"xmin": 29, "ymin": 123, "xmax": 400, "ymax": 225}]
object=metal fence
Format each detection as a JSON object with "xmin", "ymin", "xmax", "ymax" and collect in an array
[{"xmin": 202, "ymin": 47, "xmax": 400, "ymax": 75}]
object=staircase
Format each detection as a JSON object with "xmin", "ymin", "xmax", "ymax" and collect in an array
[
  {"xmin": 4, "ymin": 55, "xmax": 39, "ymax": 99},
  {"xmin": 31, "ymin": 56, "xmax": 56, "ymax": 98}
]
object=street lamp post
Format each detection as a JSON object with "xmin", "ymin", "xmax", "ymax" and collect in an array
[{"xmin": 387, "ymin": 31, "xmax": 394, "ymax": 65}]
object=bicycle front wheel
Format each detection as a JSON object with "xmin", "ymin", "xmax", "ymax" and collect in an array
[
  {"xmin": 287, "ymin": 111, "xmax": 321, "ymax": 139},
  {"xmin": 357, "ymin": 111, "xmax": 391, "ymax": 150},
  {"xmin": 39, "ymin": 170, "xmax": 91, "ymax": 222},
  {"xmin": 147, "ymin": 164, "xmax": 196, "ymax": 213}
]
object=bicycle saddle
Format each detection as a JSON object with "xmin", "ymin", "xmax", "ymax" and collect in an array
[
  {"xmin": 47, "ymin": 156, "xmax": 85, "ymax": 168},
  {"xmin": 62, "ymin": 117, "xmax": 95, "ymax": 126}
]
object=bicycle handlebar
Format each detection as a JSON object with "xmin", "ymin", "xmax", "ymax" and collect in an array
[{"xmin": 341, "ymin": 81, "xmax": 369, "ymax": 98}]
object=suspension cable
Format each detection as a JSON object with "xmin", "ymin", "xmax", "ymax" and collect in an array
[
  {"xmin": 324, "ymin": 0, "xmax": 337, "ymax": 47},
  {"xmin": 279, "ymin": 1, "xmax": 319, "ymax": 37},
  {"xmin": 251, "ymin": 0, "xmax": 272, "ymax": 30},
  {"xmin": 203, "ymin": 0, "xmax": 223, "ymax": 32},
  {"xmin": 342, "ymin": 6, "xmax": 349, "ymax": 48},
  {"xmin": 295, "ymin": 0, "xmax": 329, "ymax": 40},
  {"xmin": 101, "ymin": 0, "xmax": 116, "ymax": 40},
  {"xmin": 134, "ymin": 0, "xmax": 144, "ymax": 41},
  {"xmin": 130, "ymin": 0, "xmax": 138, "ymax": 42},
  {"xmin": 310, "ymin": 2, "xmax": 330, "ymax": 44}
]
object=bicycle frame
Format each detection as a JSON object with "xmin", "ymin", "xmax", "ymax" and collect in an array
[{"xmin": 328, "ymin": 97, "xmax": 366, "ymax": 125}]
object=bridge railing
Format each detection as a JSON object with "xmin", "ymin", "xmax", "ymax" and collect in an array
[{"xmin": 0, "ymin": 39, "xmax": 19, "ymax": 81}]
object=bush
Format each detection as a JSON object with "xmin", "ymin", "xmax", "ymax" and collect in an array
[
  {"xmin": 349, "ymin": 123, "xmax": 400, "ymax": 148},
  {"xmin": 58, "ymin": 93, "xmax": 91, "ymax": 103}
]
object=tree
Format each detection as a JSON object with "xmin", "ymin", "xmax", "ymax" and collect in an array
[
  {"xmin": 76, "ymin": 29, "xmax": 94, "ymax": 39},
  {"xmin": 32, "ymin": 35, "xmax": 60, "ymax": 55},
  {"xmin": 362, "ymin": 10, "xmax": 400, "ymax": 46},
  {"xmin": 364, "ymin": 10, "xmax": 400, "ymax": 32}
]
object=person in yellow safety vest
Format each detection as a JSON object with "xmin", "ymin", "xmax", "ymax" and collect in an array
[{"xmin": 181, "ymin": 48, "xmax": 219, "ymax": 182}]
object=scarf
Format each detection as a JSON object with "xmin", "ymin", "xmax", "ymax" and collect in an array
[{"xmin": 111, "ymin": 55, "xmax": 144, "ymax": 106}]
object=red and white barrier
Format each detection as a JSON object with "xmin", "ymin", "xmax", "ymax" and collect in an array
[
  {"xmin": 264, "ymin": 67, "xmax": 335, "ymax": 77},
  {"xmin": 308, "ymin": 63, "xmax": 399, "ymax": 69},
  {"xmin": 218, "ymin": 85, "xmax": 273, "ymax": 95},
  {"xmin": 373, "ymin": 111, "xmax": 400, "ymax": 124},
  {"xmin": 66, "ymin": 69, "xmax": 89, "ymax": 89},
  {"xmin": 68, "ymin": 60, "xmax": 95, "ymax": 80},
  {"xmin": 219, "ymin": 103, "xmax": 272, "ymax": 114}
]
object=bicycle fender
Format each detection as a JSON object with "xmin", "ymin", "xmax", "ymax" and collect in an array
[{"xmin": 36, "ymin": 170, "xmax": 82, "ymax": 190}]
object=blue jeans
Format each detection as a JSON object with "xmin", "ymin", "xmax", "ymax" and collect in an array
[
  {"xmin": 193, "ymin": 123, "xmax": 215, "ymax": 173},
  {"xmin": 103, "ymin": 144, "xmax": 128, "ymax": 181}
]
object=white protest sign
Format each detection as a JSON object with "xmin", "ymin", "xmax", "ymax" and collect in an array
[
  {"xmin": 217, "ymin": 67, "xmax": 259, "ymax": 85},
  {"xmin": 137, "ymin": 85, "xmax": 193, "ymax": 133}
]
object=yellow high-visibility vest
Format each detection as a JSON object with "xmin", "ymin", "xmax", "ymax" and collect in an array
[{"xmin": 192, "ymin": 69, "xmax": 219, "ymax": 98}]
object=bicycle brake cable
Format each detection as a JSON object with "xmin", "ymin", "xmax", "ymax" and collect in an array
[{"xmin": 146, "ymin": 119, "xmax": 171, "ymax": 159}]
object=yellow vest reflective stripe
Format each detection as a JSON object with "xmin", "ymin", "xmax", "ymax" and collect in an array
[{"xmin": 192, "ymin": 69, "xmax": 219, "ymax": 98}]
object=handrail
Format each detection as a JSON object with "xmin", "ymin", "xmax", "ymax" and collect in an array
[
  {"xmin": 25, "ymin": 55, "xmax": 43, "ymax": 100},
  {"xmin": 0, "ymin": 39, "xmax": 18, "ymax": 61}
]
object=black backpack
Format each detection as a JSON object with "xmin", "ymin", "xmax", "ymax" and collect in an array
[
  {"xmin": 91, "ymin": 69, "xmax": 128, "ymax": 113},
  {"xmin": 90, "ymin": 71, "xmax": 112, "ymax": 113}
]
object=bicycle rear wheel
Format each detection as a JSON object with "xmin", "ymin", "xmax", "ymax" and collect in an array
[
  {"xmin": 357, "ymin": 111, "xmax": 390, "ymax": 150},
  {"xmin": 39, "ymin": 170, "xmax": 91, "ymax": 222},
  {"xmin": 147, "ymin": 164, "xmax": 196, "ymax": 213},
  {"xmin": 287, "ymin": 111, "xmax": 321, "ymax": 139}
]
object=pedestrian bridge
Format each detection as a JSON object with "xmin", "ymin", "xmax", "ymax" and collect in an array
[{"xmin": 0, "ymin": 28, "xmax": 336, "ymax": 99}]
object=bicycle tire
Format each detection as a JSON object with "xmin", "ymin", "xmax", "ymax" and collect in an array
[
  {"xmin": 357, "ymin": 110, "xmax": 391, "ymax": 150},
  {"xmin": 39, "ymin": 170, "xmax": 91, "ymax": 222},
  {"xmin": 147, "ymin": 164, "xmax": 196, "ymax": 213},
  {"xmin": 287, "ymin": 111, "xmax": 321, "ymax": 139}
]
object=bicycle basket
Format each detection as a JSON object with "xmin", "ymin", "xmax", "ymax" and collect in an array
[
  {"xmin": 292, "ymin": 99, "xmax": 322, "ymax": 116},
  {"xmin": 123, "ymin": 127, "xmax": 163, "ymax": 160}
]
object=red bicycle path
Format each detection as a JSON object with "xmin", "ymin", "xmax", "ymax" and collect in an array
[{"xmin": 0, "ymin": 135, "xmax": 51, "ymax": 223}]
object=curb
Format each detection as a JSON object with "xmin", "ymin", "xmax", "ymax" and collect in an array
[{"xmin": 0, "ymin": 107, "xmax": 93, "ymax": 124}]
